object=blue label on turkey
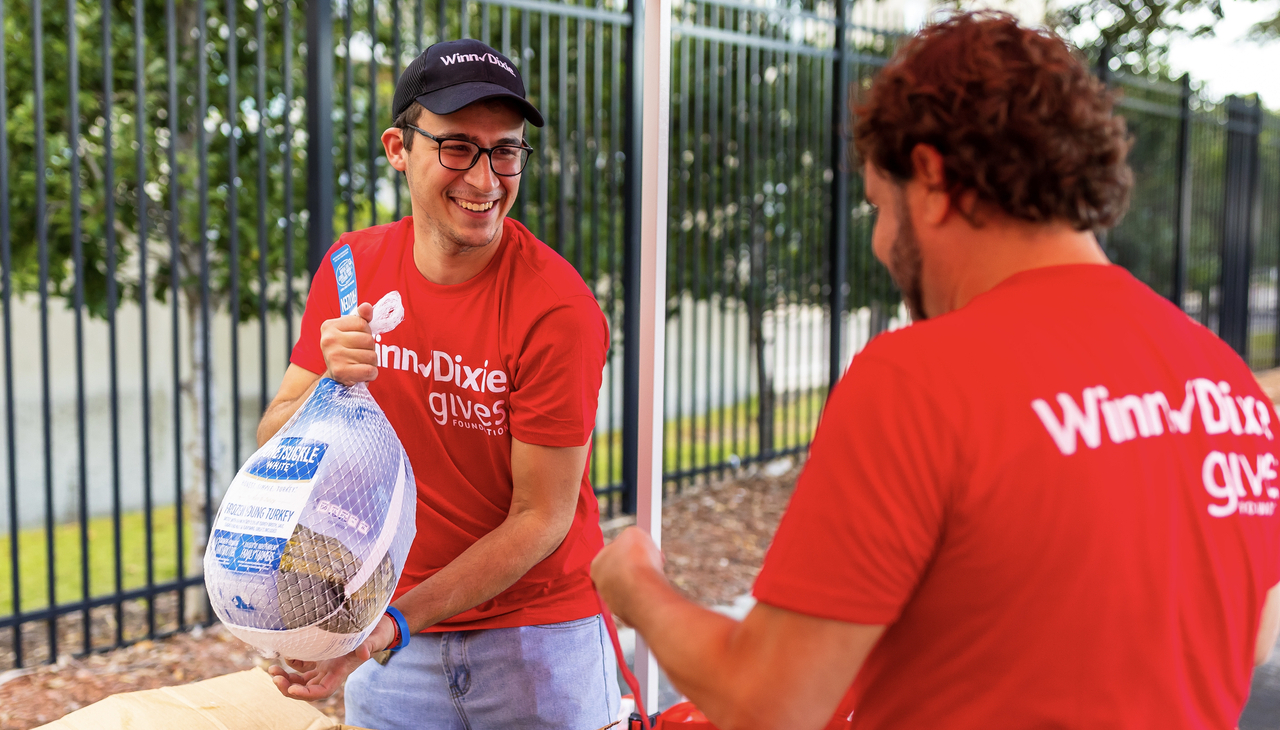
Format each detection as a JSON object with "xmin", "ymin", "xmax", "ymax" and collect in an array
[
  {"xmin": 248, "ymin": 437, "xmax": 328, "ymax": 481},
  {"xmin": 212, "ymin": 437, "xmax": 330, "ymax": 575}
]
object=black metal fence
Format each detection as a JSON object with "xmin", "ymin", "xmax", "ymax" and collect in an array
[{"xmin": 0, "ymin": 0, "xmax": 1278, "ymax": 671}]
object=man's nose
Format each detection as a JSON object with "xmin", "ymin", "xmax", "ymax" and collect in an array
[{"xmin": 463, "ymin": 152, "xmax": 501, "ymax": 192}]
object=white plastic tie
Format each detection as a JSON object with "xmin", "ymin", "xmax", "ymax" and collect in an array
[{"xmin": 369, "ymin": 291, "xmax": 405, "ymax": 335}]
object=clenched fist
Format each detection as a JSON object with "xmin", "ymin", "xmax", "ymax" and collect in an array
[{"xmin": 320, "ymin": 302, "xmax": 378, "ymax": 385}]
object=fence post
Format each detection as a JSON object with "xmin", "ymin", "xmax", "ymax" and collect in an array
[
  {"xmin": 1171, "ymin": 73, "xmax": 1191, "ymax": 309},
  {"xmin": 827, "ymin": 0, "xmax": 849, "ymax": 391},
  {"xmin": 1095, "ymin": 43, "xmax": 1112, "ymax": 253},
  {"xmin": 621, "ymin": 0, "xmax": 644, "ymax": 514},
  {"xmin": 1219, "ymin": 95, "xmax": 1262, "ymax": 357},
  {"xmin": 306, "ymin": 0, "xmax": 335, "ymax": 276}
]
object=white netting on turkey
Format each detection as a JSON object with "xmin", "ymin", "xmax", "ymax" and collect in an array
[{"xmin": 205, "ymin": 292, "xmax": 416, "ymax": 662}]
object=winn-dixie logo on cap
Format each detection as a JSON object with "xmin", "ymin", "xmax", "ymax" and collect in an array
[{"xmin": 439, "ymin": 51, "xmax": 517, "ymax": 78}]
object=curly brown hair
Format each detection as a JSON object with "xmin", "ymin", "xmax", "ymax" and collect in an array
[{"xmin": 853, "ymin": 11, "xmax": 1133, "ymax": 231}]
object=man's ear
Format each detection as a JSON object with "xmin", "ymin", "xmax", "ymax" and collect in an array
[
  {"xmin": 909, "ymin": 143, "xmax": 949, "ymax": 226},
  {"xmin": 382, "ymin": 128, "xmax": 408, "ymax": 173}
]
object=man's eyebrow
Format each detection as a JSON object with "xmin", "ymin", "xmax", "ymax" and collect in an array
[{"xmin": 433, "ymin": 132, "xmax": 525, "ymax": 146}]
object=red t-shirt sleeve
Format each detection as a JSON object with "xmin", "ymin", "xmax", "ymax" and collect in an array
[
  {"xmin": 290, "ymin": 243, "xmax": 342, "ymax": 376},
  {"xmin": 508, "ymin": 295, "xmax": 609, "ymax": 448},
  {"xmin": 753, "ymin": 352, "xmax": 959, "ymax": 626}
]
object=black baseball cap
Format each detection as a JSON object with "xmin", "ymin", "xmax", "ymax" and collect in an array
[{"xmin": 392, "ymin": 39, "xmax": 544, "ymax": 127}]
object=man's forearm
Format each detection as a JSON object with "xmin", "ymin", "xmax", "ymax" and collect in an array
[
  {"xmin": 256, "ymin": 376, "xmax": 321, "ymax": 446},
  {"xmin": 608, "ymin": 567, "xmax": 758, "ymax": 727},
  {"xmin": 392, "ymin": 510, "xmax": 568, "ymax": 632},
  {"xmin": 603, "ymin": 562, "xmax": 875, "ymax": 730}
]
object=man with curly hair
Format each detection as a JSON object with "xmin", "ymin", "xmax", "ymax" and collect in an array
[{"xmin": 593, "ymin": 11, "xmax": 1280, "ymax": 730}]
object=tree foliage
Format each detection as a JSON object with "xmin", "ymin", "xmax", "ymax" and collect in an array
[
  {"xmin": 1050, "ymin": 0, "xmax": 1279, "ymax": 74},
  {"xmin": 2, "ymin": 0, "xmax": 317, "ymax": 322}
]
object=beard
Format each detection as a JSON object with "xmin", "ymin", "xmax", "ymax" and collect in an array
[{"xmin": 887, "ymin": 194, "xmax": 928, "ymax": 322}]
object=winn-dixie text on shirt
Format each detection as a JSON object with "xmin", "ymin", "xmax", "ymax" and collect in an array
[
  {"xmin": 1031, "ymin": 378, "xmax": 1278, "ymax": 519},
  {"xmin": 373, "ymin": 334, "xmax": 509, "ymax": 436}
]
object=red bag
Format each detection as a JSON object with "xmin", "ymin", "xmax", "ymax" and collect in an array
[{"xmin": 655, "ymin": 701, "xmax": 718, "ymax": 729}]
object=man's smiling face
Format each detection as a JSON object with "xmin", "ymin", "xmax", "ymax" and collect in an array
[{"xmin": 399, "ymin": 101, "xmax": 525, "ymax": 252}]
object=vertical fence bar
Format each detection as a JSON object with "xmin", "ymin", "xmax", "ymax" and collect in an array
[
  {"xmin": 228, "ymin": 0, "xmax": 242, "ymax": 471},
  {"xmin": 257, "ymin": 0, "xmax": 269, "ymax": 415},
  {"xmin": 1220, "ymin": 95, "xmax": 1261, "ymax": 357},
  {"xmin": 575, "ymin": 12, "xmax": 586, "ymax": 273},
  {"xmin": 35, "ymin": 0, "xmax": 57, "ymax": 660},
  {"xmin": 67, "ymin": 0, "xmax": 93, "ymax": 654},
  {"xmin": 284, "ymin": 0, "xmax": 297, "ymax": 349},
  {"xmin": 828, "ymin": 0, "xmax": 847, "ymax": 390},
  {"xmin": 671, "ymin": 16, "xmax": 687, "ymax": 486},
  {"xmin": 516, "ymin": 9, "xmax": 528, "ymax": 224},
  {"xmin": 607, "ymin": 13, "xmax": 621, "ymax": 511},
  {"xmin": 368, "ymin": 0, "xmax": 378, "ymax": 227},
  {"xmin": 586, "ymin": 7, "xmax": 597, "ymax": 488},
  {"xmin": 1172, "ymin": 73, "xmax": 1191, "ymax": 310},
  {"xmin": 692, "ymin": 6, "xmax": 705, "ymax": 480},
  {"xmin": 539, "ymin": 10, "xmax": 549, "ymax": 240},
  {"xmin": 101, "ymin": 0, "xmax": 125, "ymax": 648},
  {"xmin": 737, "ymin": 14, "xmax": 747, "ymax": 466},
  {"xmin": 416, "ymin": 0, "xmax": 423, "ymax": 49},
  {"xmin": 166, "ymin": 0, "xmax": 185, "ymax": 630},
  {"xmin": 621, "ymin": 0, "xmax": 643, "ymax": 514},
  {"xmin": 709, "ymin": 12, "xmax": 725, "ymax": 482},
  {"xmin": 197, "ymin": 0, "xmax": 215, "ymax": 626},
  {"xmin": 308, "ymin": 0, "xmax": 336, "ymax": 275},
  {"xmin": 392, "ymin": 0, "xmax": 402, "ymax": 218},
  {"xmin": 344, "ymin": 0, "xmax": 355, "ymax": 233},
  {"xmin": 0, "ymin": 0, "xmax": 17, "ymax": 666},
  {"xmin": 135, "ymin": 0, "xmax": 156, "ymax": 640}
]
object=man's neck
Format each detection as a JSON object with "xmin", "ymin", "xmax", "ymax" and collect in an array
[
  {"xmin": 927, "ymin": 218, "xmax": 1109, "ymax": 317},
  {"xmin": 411, "ymin": 216, "xmax": 506, "ymax": 286}
]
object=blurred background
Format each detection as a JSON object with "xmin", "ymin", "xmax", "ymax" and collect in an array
[{"xmin": 0, "ymin": 0, "xmax": 1275, "ymax": 689}]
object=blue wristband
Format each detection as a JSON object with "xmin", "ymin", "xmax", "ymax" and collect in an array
[{"xmin": 384, "ymin": 606, "xmax": 410, "ymax": 652}]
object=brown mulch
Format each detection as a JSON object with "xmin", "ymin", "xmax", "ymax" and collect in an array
[
  {"xmin": 612, "ymin": 465, "xmax": 800, "ymax": 607},
  {"xmin": 1253, "ymin": 368, "xmax": 1280, "ymax": 404},
  {"xmin": 0, "ymin": 464, "xmax": 800, "ymax": 730}
]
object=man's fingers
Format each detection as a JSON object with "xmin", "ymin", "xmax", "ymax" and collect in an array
[{"xmin": 357, "ymin": 302, "xmax": 374, "ymax": 321}]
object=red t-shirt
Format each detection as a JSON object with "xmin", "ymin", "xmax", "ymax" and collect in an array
[
  {"xmin": 754, "ymin": 264, "xmax": 1280, "ymax": 729},
  {"xmin": 291, "ymin": 216, "xmax": 609, "ymax": 630}
]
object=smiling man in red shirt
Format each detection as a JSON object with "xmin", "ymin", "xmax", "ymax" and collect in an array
[
  {"xmin": 593, "ymin": 12, "xmax": 1280, "ymax": 730},
  {"xmin": 257, "ymin": 39, "xmax": 618, "ymax": 730}
]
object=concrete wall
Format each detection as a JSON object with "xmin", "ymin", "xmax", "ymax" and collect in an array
[
  {"xmin": 0, "ymin": 287, "xmax": 909, "ymax": 530},
  {"xmin": 0, "ymin": 294, "xmax": 296, "ymax": 530}
]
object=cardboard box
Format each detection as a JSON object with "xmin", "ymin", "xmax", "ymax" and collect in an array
[{"xmin": 34, "ymin": 667, "xmax": 367, "ymax": 730}]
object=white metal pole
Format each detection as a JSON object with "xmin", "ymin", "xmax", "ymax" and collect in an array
[{"xmin": 635, "ymin": 0, "xmax": 671, "ymax": 712}]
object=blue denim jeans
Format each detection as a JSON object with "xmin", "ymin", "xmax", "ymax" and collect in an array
[{"xmin": 344, "ymin": 614, "xmax": 621, "ymax": 730}]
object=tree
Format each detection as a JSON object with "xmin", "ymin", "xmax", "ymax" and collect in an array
[
  {"xmin": 1050, "ymin": 0, "xmax": 1280, "ymax": 74},
  {"xmin": 3, "ymin": 0, "xmax": 317, "ymax": 612}
]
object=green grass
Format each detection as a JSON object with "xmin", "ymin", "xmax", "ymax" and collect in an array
[
  {"xmin": 0, "ymin": 508, "xmax": 187, "ymax": 617},
  {"xmin": 589, "ymin": 387, "xmax": 827, "ymax": 488},
  {"xmin": 1, "ymin": 388, "xmax": 830, "ymax": 619},
  {"xmin": 1251, "ymin": 331, "xmax": 1277, "ymax": 370}
]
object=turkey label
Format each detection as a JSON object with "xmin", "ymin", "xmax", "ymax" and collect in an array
[{"xmin": 211, "ymin": 437, "xmax": 330, "ymax": 574}]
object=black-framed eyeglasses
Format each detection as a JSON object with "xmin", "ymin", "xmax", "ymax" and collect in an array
[{"xmin": 403, "ymin": 125, "xmax": 533, "ymax": 177}]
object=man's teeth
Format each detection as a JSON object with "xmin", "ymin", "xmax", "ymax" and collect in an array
[{"xmin": 454, "ymin": 199, "xmax": 495, "ymax": 212}]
